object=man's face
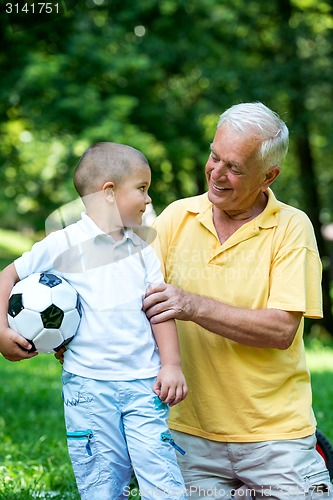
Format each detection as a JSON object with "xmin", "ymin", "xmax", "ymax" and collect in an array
[{"xmin": 205, "ymin": 123, "xmax": 269, "ymax": 215}]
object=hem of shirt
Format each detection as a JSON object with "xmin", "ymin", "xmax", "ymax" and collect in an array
[
  {"xmin": 13, "ymin": 259, "xmax": 28, "ymax": 280},
  {"xmin": 62, "ymin": 362, "xmax": 160, "ymax": 381},
  {"xmin": 168, "ymin": 422, "xmax": 317, "ymax": 443},
  {"xmin": 267, "ymin": 304, "xmax": 323, "ymax": 318}
]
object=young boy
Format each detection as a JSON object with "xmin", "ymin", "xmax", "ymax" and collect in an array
[{"xmin": 0, "ymin": 142, "xmax": 188, "ymax": 499}]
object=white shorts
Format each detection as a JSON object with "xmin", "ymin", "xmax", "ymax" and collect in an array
[
  {"xmin": 172, "ymin": 430, "xmax": 332, "ymax": 499},
  {"xmin": 62, "ymin": 370, "xmax": 187, "ymax": 499}
]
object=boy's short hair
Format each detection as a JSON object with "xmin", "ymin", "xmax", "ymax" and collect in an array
[{"xmin": 74, "ymin": 142, "xmax": 149, "ymax": 197}]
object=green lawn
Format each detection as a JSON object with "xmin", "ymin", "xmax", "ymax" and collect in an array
[
  {"xmin": 306, "ymin": 341, "xmax": 333, "ymax": 442},
  {"xmin": 0, "ymin": 354, "xmax": 140, "ymax": 499},
  {"xmin": 0, "ymin": 355, "xmax": 78, "ymax": 499}
]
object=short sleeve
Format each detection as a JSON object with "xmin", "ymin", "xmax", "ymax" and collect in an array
[
  {"xmin": 143, "ymin": 245, "xmax": 165, "ymax": 286},
  {"xmin": 267, "ymin": 212, "xmax": 323, "ymax": 318},
  {"xmin": 14, "ymin": 236, "xmax": 53, "ymax": 280}
]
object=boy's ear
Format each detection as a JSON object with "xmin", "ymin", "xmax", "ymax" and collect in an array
[{"xmin": 102, "ymin": 181, "xmax": 114, "ymax": 200}]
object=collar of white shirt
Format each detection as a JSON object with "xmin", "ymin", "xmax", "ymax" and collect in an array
[{"xmin": 79, "ymin": 212, "xmax": 142, "ymax": 248}]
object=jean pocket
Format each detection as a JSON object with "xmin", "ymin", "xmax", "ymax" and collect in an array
[
  {"xmin": 304, "ymin": 469, "xmax": 331, "ymax": 494},
  {"xmin": 67, "ymin": 429, "xmax": 100, "ymax": 491},
  {"xmin": 160, "ymin": 431, "xmax": 186, "ymax": 456},
  {"xmin": 67, "ymin": 430, "xmax": 94, "ymax": 456}
]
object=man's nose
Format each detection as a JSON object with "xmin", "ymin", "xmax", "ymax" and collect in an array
[{"xmin": 211, "ymin": 164, "xmax": 228, "ymax": 181}]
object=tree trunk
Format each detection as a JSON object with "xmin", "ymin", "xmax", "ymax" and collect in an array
[
  {"xmin": 277, "ymin": 0, "xmax": 333, "ymax": 335},
  {"xmin": 296, "ymin": 133, "xmax": 333, "ymax": 333}
]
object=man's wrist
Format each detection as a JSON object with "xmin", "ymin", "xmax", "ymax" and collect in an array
[{"xmin": 183, "ymin": 291, "xmax": 199, "ymax": 322}]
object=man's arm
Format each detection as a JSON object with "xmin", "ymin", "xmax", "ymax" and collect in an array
[
  {"xmin": 151, "ymin": 318, "xmax": 187, "ymax": 406},
  {"xmin": 143, "ymin": 283, "xmax": 302, "ymax": 350},
  {"xmin": 0, "ymin": 263, "xmax": 37, "ymax": 361}
]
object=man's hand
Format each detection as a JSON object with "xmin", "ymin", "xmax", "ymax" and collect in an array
[
  {"xmin": 143, "ymin": 283, "xmax": 194, "ymax": 324},
  {"xmin": 152, "ymin": 365, "xmax": 188, "ymax": 407},
  {"xmin": 0, "ymin": 326, "xmax": 38, "ymax": 362}
]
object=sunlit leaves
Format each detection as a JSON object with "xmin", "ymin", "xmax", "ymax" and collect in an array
[{"xmin": 1, "ymin": 0, "xmax": 333, "ymax": 227}]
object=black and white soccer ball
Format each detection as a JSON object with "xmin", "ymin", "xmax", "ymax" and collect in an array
[{"xmin": 8, "ymin": 272, "xmax": 81, "ymax": 354}]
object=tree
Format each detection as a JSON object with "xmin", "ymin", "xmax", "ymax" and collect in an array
[{"xmin": 1, "ymin": 0, "xmax": 333, "ymax": 331}]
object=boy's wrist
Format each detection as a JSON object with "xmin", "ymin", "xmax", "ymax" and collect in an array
[{"xmin": 160, "ymin": 361, "xmax": 182, "ymax": 369}]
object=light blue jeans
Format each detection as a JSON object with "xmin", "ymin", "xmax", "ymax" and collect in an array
[{"xmin": 62, "ymin": 370, "xmax": 187, "ymax": 499}]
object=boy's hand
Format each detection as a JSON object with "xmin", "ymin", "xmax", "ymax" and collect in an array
[
  {"xmin": 0, "ymin": 326, "xmax": 38, "ymax": 361},
  {"xmin": 152, "ymin": 365, "xmax": 188, "ymax": 407},
  {"xmin": 54, "ymin": 346, "xmax": 66, "ymax": 364}
]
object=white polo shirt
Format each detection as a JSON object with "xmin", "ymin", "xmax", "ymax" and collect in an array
[{"xmin": 14, "ymin": 213, "xmax": 162, "ymax": 380}]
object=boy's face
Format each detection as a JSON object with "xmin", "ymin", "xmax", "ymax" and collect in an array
[{"xmin": 113, "ymin": 164, "xmax": 152, "ymax": 227}]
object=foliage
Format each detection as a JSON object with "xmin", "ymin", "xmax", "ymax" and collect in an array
[
  {"xmin": 0, "ymin": 228, "xmax": 37, "ymax": 270},
  {"xmin": 1, "ymin": 0, "xmax": 333, "ymax": 227},
  {"xmin": 2, "ymin": 0, "xmax": 333, "ymax": 327},
  {"xmin": 2, "ymin": 5, "xmax": 333, "ymax": 493}
]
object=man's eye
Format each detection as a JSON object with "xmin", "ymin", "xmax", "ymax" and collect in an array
[{"xmin": 211, "ymin": 153, "xmax": 219, "ymax": 162}]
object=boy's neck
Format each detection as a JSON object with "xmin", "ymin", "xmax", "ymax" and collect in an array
[{"xmin": 86, "ymin": 211, "xmax": 125, "ymax": 241}]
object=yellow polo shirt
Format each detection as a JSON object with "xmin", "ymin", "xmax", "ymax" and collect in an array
[{"xmin": 153, "ymin": 188, "xmax": 322, "ymax": 442}]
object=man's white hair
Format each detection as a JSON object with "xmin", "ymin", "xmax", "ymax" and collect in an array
[{"xmin": 218, "ymin": 102, "xmax": 289, "ymax": 169}]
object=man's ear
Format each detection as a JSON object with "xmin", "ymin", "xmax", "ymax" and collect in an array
[
  {"xmin": 263, "ymin": 166, "xmax": 280, "ymax": 190},
  {"xmin": 102, "ymin": 181, "xmax": 114, "ymax": 200}
]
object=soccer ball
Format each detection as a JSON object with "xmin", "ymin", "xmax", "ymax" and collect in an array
[{"xmin": 8, "ymin": 272, "xmax": 81, "ymax": 354}]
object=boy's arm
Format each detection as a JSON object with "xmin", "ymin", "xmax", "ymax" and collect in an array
[
  {"xmin": 0, "ymin": 263, "xmax": 37, "ymax": 361},
  {"xmin": 151, "ymin": 319, "xmax": 187, "ymax": 407}
]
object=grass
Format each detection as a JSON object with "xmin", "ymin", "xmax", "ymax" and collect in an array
[
  {"xmin": 305, "ymin": 340, "xmax": 333, "ymax": 442},
  {"xmin": 0, "ymin": 355, "xmax": 78, "ymax": 499},
  {"xmin": 0, "ymin": 355, "xmax": 141, "ymax": 499}
]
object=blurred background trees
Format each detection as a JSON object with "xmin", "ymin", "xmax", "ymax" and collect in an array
[{"xmin": 1, "ymin": 0, "xmax": 333, "ymax": 332}]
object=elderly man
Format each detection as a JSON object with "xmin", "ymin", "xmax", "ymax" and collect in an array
[{"xmin": 143, "ymin": 102, "xmax": 332, "ymax": 499}]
